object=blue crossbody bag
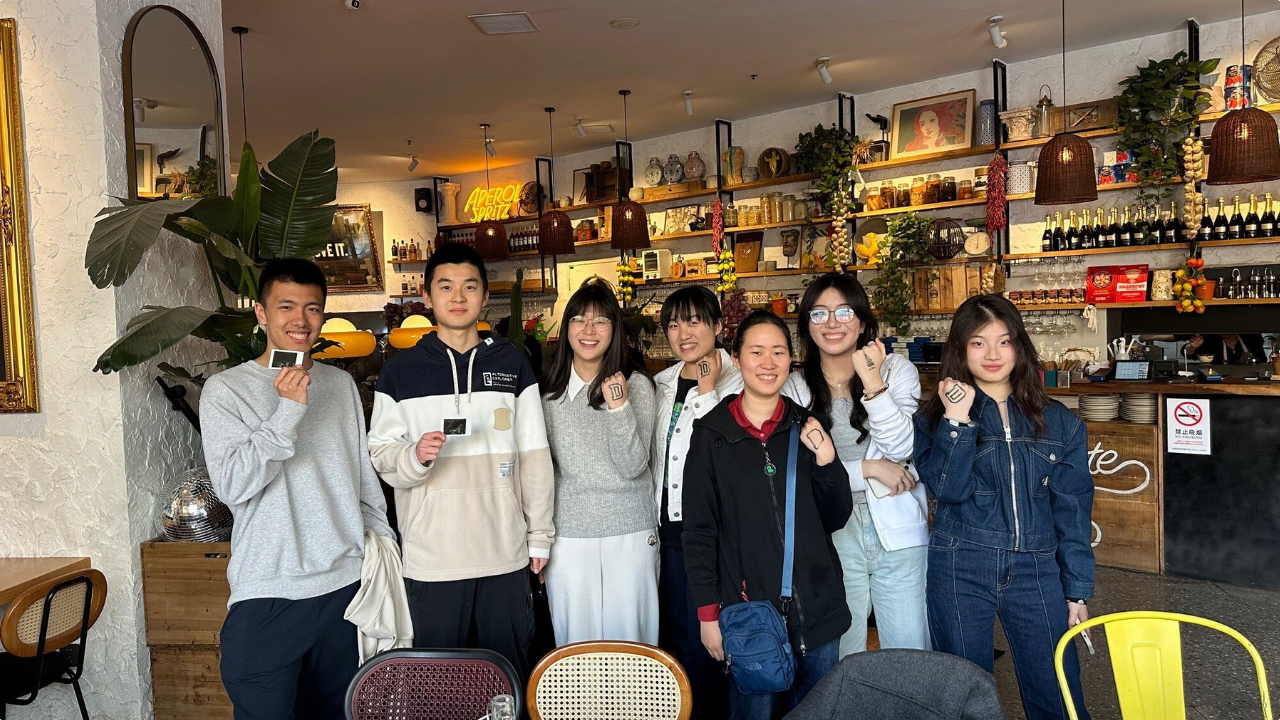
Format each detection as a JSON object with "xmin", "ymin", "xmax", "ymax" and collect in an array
[{"xmin": 717, "ymin": 422, "xmax": 799, "ymax": 694}]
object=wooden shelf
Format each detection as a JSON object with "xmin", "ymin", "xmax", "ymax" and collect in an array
[
  {"xmin": 389, "ymin": 260, "xmax": 426, "ymax": 266},
  {"xmin": 1199, "ymin": 235, "xmax": 1280, "ymax": 249},
  {"xmin": 652, "ymin": 216, "xmax": 833, "ymax": 243},
  {"xmin": 634, "ymin": 266, "xmax": 851, "ymax": 286},
  {"xmin": 714, "ymin": 173, "xmax": 821, "ymax": 195},
  {"xmin": 557, "ymin": 173, "xmax": 822, "ymax": 214},
  {"xmin": 439, "ymin": 217, "xmax": 541, "ymax": 231},
  {"xmin": 1197, "ymin": 101, "xmax": 1280, "ymax": 123},
  {"xmin": 389, "ymin": 293, "xmax": 421, "ymax": 299},
  {"xmin": 491, "ymin": 286, "xmax": 558, "ymax": 296},
  {"xmin": 858, "ymin": 145, "xmax": 997, "ymax": 172},
  {"xmin": 1007, "ymin": 179, "xmax": 1182, "ymax": 202},
  {"xmin": 855, "ymin": 197, "xmax": 985, "ymax": 218},
  {"xmin": 1000, "ymin": 127, "xmax": 1120, "ymax": 151},
  {"xmin": 1004, "ymin": 235, "xmax": 1280, "ymax": 261}
]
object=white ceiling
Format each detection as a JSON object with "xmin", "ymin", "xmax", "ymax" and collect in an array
[{"xmin": 220, "ymin": 0, "xmax": 1265, "ymax": 184}]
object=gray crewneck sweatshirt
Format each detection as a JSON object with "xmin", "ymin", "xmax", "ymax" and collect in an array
[{"xmin": 200, "ymin": 359, "xmax": 394, "ymax": 607}]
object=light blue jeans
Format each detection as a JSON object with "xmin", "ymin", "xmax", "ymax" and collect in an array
[{"xmin": 833, "ymin": 503, "xmax": 929, "ymax": 656}]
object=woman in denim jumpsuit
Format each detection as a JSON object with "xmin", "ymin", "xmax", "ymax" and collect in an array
[{"xmin": 914, "ymin": 295, "xmax": 1094, "ymax": 720}]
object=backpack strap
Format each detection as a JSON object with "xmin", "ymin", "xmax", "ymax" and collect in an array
[{"xmin": 780, "ymin": 422, "xmax": 799, "ymax": 605}]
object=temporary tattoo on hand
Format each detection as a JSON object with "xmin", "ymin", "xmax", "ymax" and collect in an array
[
  {"xmin": 608, "ymin": 384, "xmax": 624, "ymax": 401},
  {"xmin": 806, "ymin": 429, "xmax": 825, "ymax": 449},
  {"xmin": 864, "ymin": 355, "xmax": 876, "ymax": 369},
  {"xmin": 698, "ymin": 360, "xmax": 711, "ymax": 378},
  {"xmin": 945, "ymin": 384, "xmax": 967, "ymax": 404}
]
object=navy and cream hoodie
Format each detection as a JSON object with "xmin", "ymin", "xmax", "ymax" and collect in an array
[{"xmin": 369, "ymin": 331, "xmax": 555, "ymax": 582}]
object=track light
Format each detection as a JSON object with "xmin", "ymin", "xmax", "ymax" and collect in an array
[
  {"xmin": 573, "ymin": 116, "xmax": 587, "ymax": 138},
  {"xmin": 485, "ymin": 138, "xmax": 497, "ymax": 158},
  {"xmin": 683, "ymin": 90, "xmax": 694, "ymax": 116},
  {"xmin": 133, "ymin": 97, "xmax": 158, "ymax": 123},
  {"xmin": 406, "ymin": 155, "xmax": 418, "ymax": 172},
  {"xmin": 988, "ymin": 16, "xmax": 1008, "ymax": 49},
  {"xmin": 815, "ymin": 57, "xmax": 832, "ymax": 84}
]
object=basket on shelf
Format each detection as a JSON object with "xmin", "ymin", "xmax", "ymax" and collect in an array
[{"xmin": 927, "ymin": 218, "xmax": 966, "ymax": 260}]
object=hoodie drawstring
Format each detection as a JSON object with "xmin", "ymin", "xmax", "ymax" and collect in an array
[{"xmin": 448, "ymin": 347, "xmax": 480, "ymax": 414}]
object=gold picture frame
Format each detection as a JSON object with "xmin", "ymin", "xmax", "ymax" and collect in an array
[
  {"xmin": 315, "ymin": 204, "xmax": 384, "ymax": 293},
  {"xmin": 889, "ymin": 89, "xmax": 977, "ymax": 161},
  {"xmin": 0, "ymin": 19, "xmax": 37, "ymax": 412}
]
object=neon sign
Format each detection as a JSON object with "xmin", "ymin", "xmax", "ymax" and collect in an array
[{"xmin": 463, "ymin": 184, "xmax": 522, "ymax": 223}]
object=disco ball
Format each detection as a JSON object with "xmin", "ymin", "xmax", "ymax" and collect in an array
[{"xmin": 156, "ymin": 467, "xmax": 233, "ymax": 542}]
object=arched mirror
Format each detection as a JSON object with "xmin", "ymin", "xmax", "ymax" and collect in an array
[{"xmin": 123, "ymin": 6, "xmax": 223, "ymax": 199}]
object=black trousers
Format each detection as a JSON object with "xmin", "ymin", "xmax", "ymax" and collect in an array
[
  {"xmin": 219, "ymin": 582, "xmax": 359, "ymax": 720},
  {"xmin": 659, "ymin": 544, "xmax": 730, "ymax": 720},
  {"xmin": 405, "ymin": 568, "xmax": 535, "ymax": 681}
]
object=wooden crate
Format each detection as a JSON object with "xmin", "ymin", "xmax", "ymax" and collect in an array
[
  {"xmin": 150, "ymin": 645, "xmax": 233, "ymax": 719},
  {"xmin": 1084, "ymin": 422, "xmax": 1162, "ymax": 573},
  {"xmin": 141, "ymin": 540, "xmax": 231, "ymax": 645}
]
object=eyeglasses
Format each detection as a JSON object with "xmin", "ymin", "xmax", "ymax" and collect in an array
[
  {"xmin": 568, "ymin": 315, "xmax": 613, "ymax": 329},
  {"xmin": 808, "ymin": 307, "xmax": 858, "ymax": 325}
]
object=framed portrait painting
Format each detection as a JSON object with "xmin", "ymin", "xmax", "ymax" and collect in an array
[{"xmin": 889, "ymin": 89, "xmax": 976, "ymax": 161}]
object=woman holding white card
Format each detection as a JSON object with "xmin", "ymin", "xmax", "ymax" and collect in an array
[
  {"xmin": 782, "ymin": 273, "xmax": 929, "ymax": 657},
  {"xmin": 540, "ymin": 280, "xmax": 658, "ymax": 645}
]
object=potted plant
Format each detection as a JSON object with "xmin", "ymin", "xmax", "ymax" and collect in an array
[{"xmin": 869, "ymin": 213, "xmax": 934, "ymax": 334}]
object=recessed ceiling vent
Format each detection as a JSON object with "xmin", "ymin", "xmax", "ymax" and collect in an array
[{"xmin": 468, "ymin": 12, "xmax": 538, "ymax": 35}]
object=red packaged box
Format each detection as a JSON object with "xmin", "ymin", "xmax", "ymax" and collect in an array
[{"xmin": 1087, "ymin": 265, "xmax": 1149, "ymax": 304}]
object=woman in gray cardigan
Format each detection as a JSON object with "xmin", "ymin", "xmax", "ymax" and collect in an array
[{"xmin": 541, "ymin": 280, "xmax": 658, "ymax": 645}]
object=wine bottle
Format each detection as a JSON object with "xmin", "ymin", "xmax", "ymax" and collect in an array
[
  {"xmin": 1093, "ymin": 208, "xmax": 1106, "ymax": 248},
  {"xmin": 1106, "ymin": 207, "xmax": 1121, "ymax": 248},
  {"xmin": 1041, "ymin": 215, "xmax": 1053, "ymax": 252},
  {"xmin": 1228, "ymin": 196, "xmax": 1244, "ymax": 239},
  {"xmin": 1245, "ymin": 195, "xmax": 1260, "ymax": 239},
  {"xmin": 1119, "ymin": 206, "xmax": 1134, "ymax": 246},
  {"xmin": 1151, "ymin": 208, "xmax": 1167, "ymax": 245},
  {"xmin": 1066, "ymin": 210, "xmax": 1080, "ymax": 250},
  {"xmin": 1262, "ymin": 192, "xmax": 1276, "ymax": 238},
  {"xmin": 1165, "ymin": 200, "xmax": 1183, "ymax": 244},
  {"xmin": 1052, "ymin": 211, "xmax": 1066, "ymax": 251},
  {"xmin": 1214, "ymin": 197, "xmax": 1230, "ymax": 240},
  {"xmin": 1199, "ymin": 198, "xmax": 1213, "ymax": 242},
  {"xmin": 401, "ymin": 275, "xmax": 409, "ymax": 294},
  {"xmin": 1136, "ymin": 206, "xmax": 1151, "ymax": 245}
]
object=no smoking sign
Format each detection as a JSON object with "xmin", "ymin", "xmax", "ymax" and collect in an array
[
  {"xmin": 1174, "ymin": 402, "xmax": 1202, "ymax": 426},
  {"xmin": 1167, "ymin": 398, "xmax": 1211, "ymax": 455}
]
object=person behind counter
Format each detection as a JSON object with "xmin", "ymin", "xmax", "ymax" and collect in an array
[
  {"xmin": 1181, "ymin": 333, "xmax": 1266, "ymax": 364},
  {"xmin": 914, "ymin": 294, "xmax": 1095, "ymax": 720}
]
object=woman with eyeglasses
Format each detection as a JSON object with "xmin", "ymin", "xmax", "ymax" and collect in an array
[
  {"xmin": 541, "ymin": 280, "xmax": 658, "ymax": 644},
  {"xmin": 782, "ymin": 273, "xmax": 930, "ymax": 657}
]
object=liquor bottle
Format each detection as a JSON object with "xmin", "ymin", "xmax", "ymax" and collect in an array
[
  {"xmin": 1245, "ymin": 195, "xmax": 1261, "ymax": 239},
  {"xmin": 391, "ymin": 239, "xmax": 400, "ymax": 260},
  {"xmin": 1214, "ymin": 197, "xmax": 1230, "ymax": 240},
  {"xmin": 1106, "ymin": 207, "xmax": 1121, "ymax": 248},
  {"xmin": 400, "ymin": 275, "xmax": 409, "ymax": 294},
  {"xmin": 1199, "ymin": 198, "xmax": 1214, "ymax": 242},
  {"xmin": 1118, "ymin": 206, "xmax": 1134, "ymax": 246},
  {"xmin": 420, "ymin": 274, "xmax": 426, "ymax": 293},
  {"xmin": 1228, "ymin": 196, "xmax": 1244, "ymax": 239},
  {"xmin": 1066, "ymin": 210, "xmax": 1080, "ymax": 250},
  {"xmin": 1052, "ymin": 211, "xmax": 1066, "ymax": 251},
  {"xmin": 1151, "ymin": 208, "xmax": 1167, "ymax": 244},
  {"xmin": 1262, "ymin": 192, "xmax": 1276, "ymax": 237},
  {"xmin": 1041, "ymin": 215, "xmax": 1053, "ymax": 252},
  {"xmin": 1165, "ymin": 201, "xmax": 1183, "ymax": 244}
]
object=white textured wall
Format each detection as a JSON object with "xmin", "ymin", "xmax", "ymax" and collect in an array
[{"xmin": 0, "ymin": 0, "xmax": 223, "ymax": 718}]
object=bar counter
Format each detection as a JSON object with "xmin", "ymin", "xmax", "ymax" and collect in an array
[{"xmin": 1047, "ymin": 379, "xmax": 1280, "ymax": 397}]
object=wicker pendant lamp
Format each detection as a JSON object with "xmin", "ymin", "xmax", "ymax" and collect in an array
[
  {"xmin": 1207, "ymin": 0, "xmax": 1280, "ymax": 185},
  {"xmin": 473, "ymin": 123, "xmax": 509, "ymax": 261},
  {"xmin": 611, "ymin": 90, "xmax": 651, "ymax": 251},
  {"xmin": 1034, "ymin": 0, "xmax": 1098, "ymax": 205},
  {"xmin": 538, "ymin": 107, "xmax": 576, "ymax": 255}
]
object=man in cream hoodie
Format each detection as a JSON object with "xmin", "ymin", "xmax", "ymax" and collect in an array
[{"xmin": 368, "ymin": 242, "xmax": 554, "ymax": 679}]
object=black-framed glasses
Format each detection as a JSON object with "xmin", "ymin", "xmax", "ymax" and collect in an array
[{"xmin": 809, "ymin": 307, "xmax": 857, "ymax": 324}]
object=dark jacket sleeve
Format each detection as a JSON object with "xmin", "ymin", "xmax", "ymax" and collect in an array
[
  {"xmin": 681, "ymin": 424, "xmax": 723, "ymax": 611},
  {"xmin": 913, "ymin": 413, "xmax": 979, "ymax": 503},
  {"xmin": 809, "ymin": 448, "xmax": 852, "ymax": 534},
  {"xmin": 1051, "ymin": 416, "xmax": 1096, "ymax": 599}
]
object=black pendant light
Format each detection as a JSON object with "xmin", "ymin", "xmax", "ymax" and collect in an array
[
  {"xmin": 1207, "ymin": 0, "xmax": 1280, "ymax": 185},
  {"xmin": 474, "ymin": 123, "xmax": 510, "ymax": 261},
  {"xmin": 1034, "ymin": 0, "xmax": 1098, "ymax": 205},
  {"xmin": 612, "ymin": 90, "xmax": 652, "ymax": 250},
  {"xmin": 538, "ymin": 107, "xmax": 576, "ymax": 255}
]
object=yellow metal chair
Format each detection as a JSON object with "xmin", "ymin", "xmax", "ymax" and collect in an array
[{"xmin": 1054, "ymin": 610, "xmax": 1273, "ymax": 720}]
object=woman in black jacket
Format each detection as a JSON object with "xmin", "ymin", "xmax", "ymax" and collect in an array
[{"xmin": 683, "ymin": 311, "xmax": 854, "ymax": 720}]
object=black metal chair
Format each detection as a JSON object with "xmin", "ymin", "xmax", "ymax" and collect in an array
[
  {"xmin": 0, "ymin": 568, "xmax": 108, "ymax": 719},
  {"xmin": 345, "ymin": 648, "xmax": 522, "ymax": 720}
]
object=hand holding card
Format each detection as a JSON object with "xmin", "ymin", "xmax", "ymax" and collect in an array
[
  {"xmin": 416, "ymin": 431, "xmax": 446, "ymax": 465},
  {"xmin": 273, "ymin": 365, "xmax": 310, "ymax": 405},
  {"xmin": 441, "ymin": 417, "xmax": 471, "ymax": 437},
  {"xmin": 269, "ymin": 349, "xmax": 303, "ymax": 369}
]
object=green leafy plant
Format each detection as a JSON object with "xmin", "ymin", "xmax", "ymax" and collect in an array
[
  {"xmin": 870, "ymin": 214, "xmax": 934, "ymax": 334},
  {"xmin": 1115, "ymin": 51, "xmax": 1219, "ymax": 211},
  {"xmin": 794, "ymin": 123, "xmax": 858, "ymax": 210},
  {"xmin": 84, "ymin": 130, "xmax": 339, "ymax": 383},
  {"xmin": 184, "ymin": 155, "xmax": 220, "ymax": 198}
]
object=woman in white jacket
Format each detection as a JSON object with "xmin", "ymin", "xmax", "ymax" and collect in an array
[{"xmin": 782, "ymin": 272, "xmax": 929, "ymax": 657}]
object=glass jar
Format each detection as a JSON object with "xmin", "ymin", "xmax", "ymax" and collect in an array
[
  {"xmin": 759, "ymin": 198, "xmax": 774, "ymax": 225},
  {"xmin": 795, "ymin": 198, "xmax": 810, "ymax": 220},
  {"xmin": 879, "ymin": 183, "xmax": 896, "ymax": 209},
  {"xmin": 770, "ymin": 193, "xmax": 784, "ymax": 223},
  {"xmin": 896, "ymin": 183, "xmax": 911, "ymax": 207},
  {"xmin": 865, "ymin": 184, "xmax": 882, "ymax": 212},
  {"xmin": 940, "ymin": 176, "xmax": 957, "ymax": 202},
  {"xmin": 973, "ymin": 168, "xmax": 989, "ymax": 199},
  {"xmin": 910, "ymin": 176, "xmax": 927, "ymax": 206},
  {"xmin": 724, "ymin": 204, "xmax": 738, "ymax": 227},
  {"xmin": 957, "ymin": 179, "xmax": 974, "ymax": 199},
  {"xmin": 924, "ymin": 174, "xmax": 941, "ymax": 204},
  {"xmin": 781, "ymin": 194, "xmax": 796, "ymax": 221}
]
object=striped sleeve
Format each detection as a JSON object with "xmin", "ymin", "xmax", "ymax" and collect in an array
[{"xmin": 513, "ymin": 357, "xmax": 555, "ymax": 558}]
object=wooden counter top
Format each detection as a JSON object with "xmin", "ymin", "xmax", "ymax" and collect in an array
[{"xmin": 1047, "ymin": 380, "xmax": 1280, "ymax": 397}]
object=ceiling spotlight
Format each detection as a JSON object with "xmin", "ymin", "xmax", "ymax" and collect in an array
[
  {"xmin": 815, "ymin": 57, "xmax": 833, "ymax": 84},
  {"xmin": 133, "ymin": 97, "xmax": 158, "ymax": 123},
  {"xmin": 406, "ymin": 155, "xmax": 418, "ymax": 172},
  {"xmin": 609, "ymin": 17, "xmax": 640, "ymax": 29},
  {"xmin": 484, "ymin": 137, "xmax": 497, "ymax": 157},
  {"xmin": 988, "ymin": 15, "xmax": 1008, "ymax": 49},
  {"xmin": 574, "ymin": 116, "xmax": 587, "ymax": 138},
  {"xmin": 683, "ymin": 90, "xmax": 694, "ymax": 116}
]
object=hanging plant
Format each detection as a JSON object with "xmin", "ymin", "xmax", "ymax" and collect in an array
[
  {"xmin": 794, "ymin": 123, "xmax": 859, "ymax": 212},
  {"xmin": 870, "ymin": 214, "xmax": 934, "ymax": 334},
  {"xmin": 1115, "ymin": 51, "xmax": 1219, "ymax": 211}
]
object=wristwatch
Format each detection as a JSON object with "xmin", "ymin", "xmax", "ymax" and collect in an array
[
  {"xmin": 1066, "ymin": 597, "xmax": 1088, "ymax": 606},
  {"xmin": 945, "ymin": 417, "xmax": 974, "ymax": 428}
]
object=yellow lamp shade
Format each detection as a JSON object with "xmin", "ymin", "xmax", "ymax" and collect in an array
[
  {"xmin": 389, "ymin": 316, "xmax": 490, "ymax": 349},
  {"xmin": 314, "ymin": 319, "xmax": 376, "ymax": 358}
]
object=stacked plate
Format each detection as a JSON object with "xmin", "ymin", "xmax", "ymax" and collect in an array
[
  {"xmin": 1078, "ymin": 394, "xmax": 1121, "ymax": 422},
  {"xmin": 1120, "ymin": 393, "xmax": 1158, "ymax": 424}
]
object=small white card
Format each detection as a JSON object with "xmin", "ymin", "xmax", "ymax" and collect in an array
[
  {"xmin": 441, "ymin": 417, "xmax": 471, "ymax": 437},
  {"xmin": 269, "ymin": 349, "xmax": 303, "ymax": 369}
]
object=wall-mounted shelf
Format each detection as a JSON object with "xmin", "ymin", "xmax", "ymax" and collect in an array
[
  {"xmin": 640, "ymin": 216, "xmax": 835, "ymax": 244},
  {"xmin": 1006, "ymin": 178, "xmax": 1182, "ymax": 202},
  {"xmin": 389, "ymin": 260, "xmax": 426, "ymax": 267},
  {"xmin": 855, "ymin": 197, "xmax": 985, "ymax": 219},
  {"xmin": 995, "ymin": 103, "xmax": 1280, "ymax": 153},
  {"xmin": 633, "ymin": 265, "xmax": 853, "ymax": 286},
  {"xmin": 1003, "ymin": 236, "xmax": 1279, "ymax": 261},
  {"xmin": 556, "ymin": 173, "xmax": 822, "ymax": 214},
  {"xmin": 858, "ymin": 145, "xmax": 997, "ymax": 172}
]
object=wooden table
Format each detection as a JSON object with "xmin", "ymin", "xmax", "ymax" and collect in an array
[{"xmin": 0, "ymin": 557, "xmax": 91, "ymax": 606}]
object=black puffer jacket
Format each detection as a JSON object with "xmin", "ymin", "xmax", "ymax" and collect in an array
[{"xmin": 681, "ymin": 395, "xmax": 853, "ymax": 654}]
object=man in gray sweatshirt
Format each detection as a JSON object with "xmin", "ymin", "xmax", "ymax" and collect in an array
[{"xmin": 200, "ymin": 258, "xmax": 394, "ymax": 720}]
